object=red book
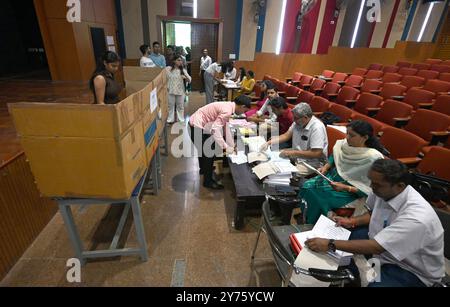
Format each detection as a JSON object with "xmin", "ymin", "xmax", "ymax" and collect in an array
[{"xmin": 289, "ymin": 234, "xmax": 303, "ymax": 256}]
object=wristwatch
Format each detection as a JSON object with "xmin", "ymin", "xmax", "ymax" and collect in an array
[{"xmin": 328, "ymin": 239, "xmax": 337, "ymax": 253}]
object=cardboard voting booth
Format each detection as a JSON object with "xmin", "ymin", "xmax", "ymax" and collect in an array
[{"xmin": 8, "ymin": 68, "xmax": 168, "ymax": 200}]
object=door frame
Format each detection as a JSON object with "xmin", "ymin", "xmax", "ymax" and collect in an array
[{"xmin": 156, "ymin": 15, "xmax": 223, "ymax": 63}]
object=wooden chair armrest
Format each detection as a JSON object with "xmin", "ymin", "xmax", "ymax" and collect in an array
[
  {"xmin": 353, "ymin": 85, "xmax": 362, "ymax": 90},
  {"xmin": 418, "ymin": 103, "xmax": 434, "ymax": 109},
  {"xmin": 333, "ymin": 122, "xmax": 349, "ymax": 127},
  {"xmin": 430, "ymin": 131, "xmax": 450, "ymax": 137},
  {"xmin": 278, "ymin": 91, "xmax": 286, "ymax": 97},
  {"xmin": 366, "ymin": 107, "xmax": 381, "ymax": 117},
  {"xmin": 430, "ymin": 131, "xmax": 449, "ymax": 146},
  {"xmin": 393, "ymin": 117, "xmax": 411, "ymax": 128},
  {"xmin": 314, "ymin": 89, "xmax": 324, "ymax": 95},
  {"xmin": 398, "ymin": 157, "xmax": 422, "ymax": 166},
  {"xmin": 322, "ymin": 77, "xmax": 333, "ymax": 82},
  {"xmin": 391, "ymin": 96, "xmax": 405, "ymax": 101},
  {"xmin": 345, "ymin": 100, "xmax": 357, "ymax": 108},
  {"xmin": 337, "ymin": 81, "xmax": 346, "ymax": 86}
]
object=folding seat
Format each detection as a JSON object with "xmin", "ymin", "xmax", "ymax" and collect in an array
[
  {"xmin": 309, "ymin": 96, "xmax": 331, "ymax": 114},
  {"xmin": 321, "ymin": 70, "xmax": 335, "ymax": 79},
  {"xmin": 374, "ymin": 100, "xmax": 414, "ymax": 127},
  {"xmin": 286, "ymin": 72, "xmax": 302, "ymax": 85},
  {"xmin": 295, "ymin": 90, "xmax": 314, "ymax": 105},
  {"xmin": 377, "ymin": 83, "xmax": 407, "ymax": 101},
  {"xmin": 326, "ymin": 126, "xmax": 346, "ymax": 156},
  {"xmin": 320, "ymin": 82, "xmax": 341, "ymax": 100},
  {"xmin": 332, "ymin": 86, "xmax": 360, "ymax": 106},
  {"xmin": 360, "ymin": 79, "xmax": 383, "ymax": 93},
  {"xmin": 431, "ymin": 65, "xmax": 450, "ymax": 74},
  {"xmin": 352, "ymin": 68, "xmax": 368, "ymax": 76},
  {"xmin": 307, "ymin": 78, "xmax": 326, "ymax": 94},
  {"xmin": 328, "ymin": 103, "xmax": 354, "ymax": 123},
  {"xmin": 417, "ymin": 69, "xmax": 440, "ymax": 81},
  {"xmin": 439, "ymin": 73, "xmax": 450, "ymax": 82},
  {"xmin": 368, "ymin": 63, "xmax": 383, "ymax": 71},
  {"xmin": 382, "ymin": 72, "xmax": 403, "ymax": 83},
  {"xmin": 412, "ymin": 63, "xmax": 431, "ymax": 71},
  {"xmin": 383, "ymin": 65, "xmax": 399, "ymax": 74},
  {"xmin": 400, "ymin": 87, "xmax": 436, "ymax": 110},
  {"xmin": 344, "ymin": 75, "xmax": 364, "ymax": 88},
  {"xmin": 398, "ymin": 67, "xmax": 418, "ymax": 76},
  {"xmin": 352, "ymin": 93, "xmax": 383, "ymax": 116},
  {"xmin": 400, "ymin": 76, "xmax": 425, "ymax": 90},
  {"xmin": 284, "ymin": 85, "xmax": 301, "ymax": 103},
  {"xmin": 380, "ymin": 127, "xmax": 428, "ymax": 160},
  {"xmin": 425, "ymin": 59, "xmax": 443, "ymax": 65},
  {"xmin": 331, "ymin": 72, "xmax": 348, "ymax": 84},
  {"xmin": 416, "ymin": 147, "xmax": 450, "ymax": 181},
  {"xmin": 276, "ymin": 80, "xmax": 289, "ymax": 94},
  {"xmin": 396, "ymin": 61, "xmax": 412, "ymax": 68},
  {"xmin": 365, "ymin": 70, "xmax": 384, "ymax": 80},
  {"xmin": 404, "ymin": 109, "xmax": 450, "ymax": 143},
  {"xmin": 432, "ymin": 95, "xmax": 450, "ymax": 116},
  {"xmin": 351, "ymin": 113, "xmax": 387, "ymax": 136},
  {"xmin": 423, "ymin": 79, "xmax": 450, "ymax": 95},
  {"xmin": 297, "ymin": 75, "xmax": 315, "ymax": 90}
]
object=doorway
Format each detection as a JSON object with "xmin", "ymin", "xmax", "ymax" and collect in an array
[
  {"xmin": 159, "ymin": 16, "xmax": 222, "ymax": 91},
  {"xmin": 0, "ymin": 0, "xmax": 50, "ymax": 80}
]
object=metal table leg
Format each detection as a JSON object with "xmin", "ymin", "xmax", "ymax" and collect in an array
[
  {"xmin": 58, "ymin": 202, "xmax": 86, "ymax": 265},
  {"xmin": 130, "ymin": 198, "xmax": 148, "ymax": 261}
]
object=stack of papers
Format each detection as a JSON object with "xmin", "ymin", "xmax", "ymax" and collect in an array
[
  {"xmin": 242, "ymin": 136, "xmax": 267, "ymax": 153},
  {"xmin": 229, "ymin": 152, "xmax": 248, "ymax": 165},
  {"xmin": 252, "ymin": 161, "xmax": 298, "ymax": 180},
  {"xmin": 229, "ymin": 119, "xmax": 257, "ymax": 128},
  {"xmin": 247, "ymin": 152, "xmax": 269, "ymax": 163}
]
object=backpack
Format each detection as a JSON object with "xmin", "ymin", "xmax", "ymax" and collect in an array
[{"xmin": 319, "ymin": 112, "xmax": 341, "ymax": 126}]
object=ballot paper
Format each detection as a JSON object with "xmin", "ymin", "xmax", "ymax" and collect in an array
[
  {"xmin": 242, "ymin": 136, "xmax": 267, "ymax": 153},
  {"xmin": 301, "ymin": 161, "xmax": 333, "ymax": 184},
  {"xmin": 252, "ymin": 161, "xmax": 298, "ymax": 180},
  {"xmin": 229, "ymin": 119, "xmax": 257, "ymax": 129},
  {"xmin": 248, "ymin": 152, "xmax": 269, "ymax": 163},
  {"xmin": 229, "ymin": 152, "xmax": 248, "ymax": 165}
]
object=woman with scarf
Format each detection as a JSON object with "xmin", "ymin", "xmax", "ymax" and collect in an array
[{"xmin": 299, "ymin": 120, "xmax": 386, "ymax": 224}]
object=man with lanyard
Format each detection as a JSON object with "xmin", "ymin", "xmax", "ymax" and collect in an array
[{"xmin": 305, "ymin": 159, "xmax": 445, "ymax": 287}]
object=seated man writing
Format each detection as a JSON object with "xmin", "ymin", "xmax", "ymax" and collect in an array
[
  {"xmin": 305, "ymin": 159, "xmax": 445, "ymax": 287},
  {"xmin": 261, "ymin": 103, "xmax": 328, "ymax": 177}
]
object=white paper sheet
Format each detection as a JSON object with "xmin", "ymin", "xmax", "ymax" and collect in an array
[
  {"xmin": 248, "ymin": 152, "xmax": 269, "ymax": 163},
  {"xmin": 301, "ymin": 161, "xmax": 333, "ymax": 184},
  {"xmin": 230, "ymin": 152, "xmax": 248, "ymax": 165},
  {"xmin": 150, "ymin": 88, "xmax": 158, "ymax": 113}
]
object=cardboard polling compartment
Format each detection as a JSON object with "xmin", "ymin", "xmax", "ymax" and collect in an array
[{"xmin": 8, "ymin": 69, "xmax": 168, "ymax": 199}]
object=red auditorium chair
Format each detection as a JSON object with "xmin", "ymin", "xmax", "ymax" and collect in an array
[
  {"xmin": 263, "ymin": 75, "xmax": 272, "ymax": 81},
  {"xmin": 383, "ymin": 65, "xmax": 399, "ymax": 74},
  {"xmin": 412, "ymin": 63, "xmax": 431, "ymax": 71},
  {"xmin": 417, "ymin": 70, "xmax": 440, "ymax": 81},
  {"xmin": 328, "ymin": 103, "xmax": 354, "ymax": 123},
  {"xmin": 297, "ymin": 75, "xmax": 315, "ymax": 90},
  {"xmin": 439, "ymin": 73, "xmax": 450, "ymax": 83},
  {"xmin": 425, "ymin": 59, "xmax": 443, "ymax": 65},
  {"xmin": 400, "ymin": 75, "xmax": 425, "ymax": 90},
  {"xmin": 368, "ymin": 63, "xmax": 383, "ymax": 71},
  {"xmin": 332, "ymin": 86, "xmax": 360, "ymax": 105},
  {"xmin": 309, "ymin": 96, "xmax": 331, "ymax": 115},
  {"xmin": 320, "ymin": 82, "xmax": 341, "ymax": 100},
  {"xmin": 286, "ymin": 72, "xmax": 303, "ymax": 85},
  {"xmin": 352, "ymin": 68, "xmax": 368, "ymax": 76},
  {"xmin": 320, "ymin": 70, "xmax": 335, "ymax": 79},
  {"xmin": 377, "ymin": 83, "xmax": 407, "ymax": 101},
  {"xmin": 284, "ymin": 85, "xmax": 301, "ymax": 103},
  {"xmin": 326, "ymin": 126, "xmax": 346, "ymax": 156},
  {"xmin": 306, "ymin": 78, "xmax": 326, "ymax": 94},
  {"xmin": 399, "ymin": 87, "xmax": 436, "ymax": 110},
  {"xmin": 380, "ymin": 127, "xmax": 428, "ymax": 160},
  {"xmin": 331, "ymin": 72, "xmax": 348, "ymax": 85},
  {"xmin": 365, "ymin": 70, "xmax": 384, "ymax": 80},
  {"xmin": 403, "ymin": 109, "xmax": 450, "ymax": 143},
  {"xmin": 295, "ymin": 90, "xmax": 315, "ymax": 105},
  {"xmin": 432, "ymin": 95, "xmax": 450, "ymax": 116},
  {"xmin": 396, "ymin": 61, "xmax": 412, "ymax": 68},
  {"xmin": 416, "ymin": 147, "xmax": 450, "ymax": 182},
  {"xmin": 276, "ymin": 81, "xmax": 290, "ymax": 95},
  {"xmin": 382, "ymin": 72, "xmax": 403, "ymax": 83},
  {"xmin": 374, "ymin": 100, "xmax": 414, "ymax": 127},
  {"xmin": 431, "ymin": 64, "xmax": 450, "ymax": 74},
  {"xmin": 398, "ymin": 67, "xmax": 418, "ymax": 76},
  {"xmin": 361, "ymin": 79, "xmax": 383, "ymax": 93},
  {"xmin": 344, "ymin": 75, "xmax": 364, "ymax": 88},
  {"xmin": 423, "ymin": 79, "xmax": 450, "ymax": 96},
  {"xmin": 352, "ymin": 93, "xmax": 383, "ymax": 115},
  {"xmin": 351, "ymin": 113, "xmax": 387, "ymax": 135},
  {"xmin": 442, "ymin": 60, "xmax": 450, "ymax": 67}
]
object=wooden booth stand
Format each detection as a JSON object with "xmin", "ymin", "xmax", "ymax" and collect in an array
[{"xmin": 8, "ymin": 68, "xmax": 169, "ymax": 264}]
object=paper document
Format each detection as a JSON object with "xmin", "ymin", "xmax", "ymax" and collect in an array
[
  {"xmin": 248, "ymin": 152, "xmax": 269, "ymax": 163},
  {"xmin": 230, "ymin": 152, "xmax": 248, "ymax": 165},
  {"xmin": 252, "ymin": 161, "xmax": 298, "ymax": 180},
  {"xmin": 301, "ymin": 161, "xmax": 333, "ymax": 184},
  {"xmin": 243, "ymin": 136, "xmax": 267, "ymax": 153}
]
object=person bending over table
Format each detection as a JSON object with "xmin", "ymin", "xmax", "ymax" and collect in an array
[
  {"xmin": 189, "ymin": 96, "xmax": 251, "ymax": 190},
  {"xmin": 306, "ymin": 159, "xmax": 445, "ymax": 287}
]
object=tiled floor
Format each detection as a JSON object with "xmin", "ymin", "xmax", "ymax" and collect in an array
[{"xmin": 0, "ymin": 92, "xmax": 281, "ymax": 287}]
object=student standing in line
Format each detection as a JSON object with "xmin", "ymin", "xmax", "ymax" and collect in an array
[
  {"xmin": 90, "ymin": 51, "xmax": 122, "ymax": 105},
  {"xmin": 149, "ymin": 41, "xmax": 166, "ymax": 68},
  {"xmin": 199, "ymin": 49, "xmax": 212, "ymax": 93},
  {"xmin": 166, "ymin": 55, "xmax": 192, "ymax": 124},
  {"xmin": 139, "ymin": 44, "xmax": 156, "ymax": 68}
]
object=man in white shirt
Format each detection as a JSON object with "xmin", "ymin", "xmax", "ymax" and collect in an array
[
  {"xmin": 200, "ymin": 49, "xmax": 212, "ymax": 93},
  {"xmin": 306, "ymin": 159, "xmax": 445, "ymax": 287},
  {"xmin": 139, "ymin": 44, "xmax": 156, "ymax": 68}
]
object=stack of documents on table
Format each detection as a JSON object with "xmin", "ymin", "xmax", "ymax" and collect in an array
[
  {"xmin": 242, "ymin": 136, "xmax": 267, "ymax": 153},
  {"xmin": 229, "ymin": 151, "xmax": 248, "ymax": 165},
  {"xmin": 252, "ymin": 160, "xmax": 298, "ymax": 180},
  {"xmin": 290, "ymin": 215, "xmax": 353, "ymax": 287},
  {"xmin": 221, "ymin": 79, "xmax": 237, "ymax": 86},
  {"xmin": 229, "ymin": 119, "xmax": 257, "ymax": 129},
  {"xmin": 247, "ymin": 152, "xmax": 269, "ymax": 163}
]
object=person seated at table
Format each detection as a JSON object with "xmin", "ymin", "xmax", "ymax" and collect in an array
[
  {"xmin": 299, "ymin": 120, "xmax": 385, "ymax": 224},
  {"xmin": 260, "ymin": 97, "xmax": 293, "ymax": 149},
  {"xmin": 236, "ymin": 67, "xmax": 246, "ymax": 84},
  {"xmin": 306, "ymin": 159, "xmax": 445, "ymax": 287},
  {"xmin": 260, "ymin": 103, "xmax": 328, "ymax": 176},
  {"xmin": 233, "ymin": 70, "xmax": 256, "ymax": 99},
  {"xmin": 244, "ymin": 80, "xmax": 275, "ymax": 118},
  {"xmin": 247, "ymin": 83, "xmax": 279, "ymax": 124},
  {"xmin": 189, "ymin": 96, "xmax": 251, "ymax": 190}
]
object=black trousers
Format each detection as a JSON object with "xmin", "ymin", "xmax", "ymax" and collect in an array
[
  {"xmin": 200, "ymin": 70, "xmax": 206, "ymax": 92},
  {"xmin": 189, "ymin": 125, "xmax": 215, "ymax": 185}
]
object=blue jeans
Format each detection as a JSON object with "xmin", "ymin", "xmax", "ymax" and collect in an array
[{"xmin": 348, "ymin": 227, "xmax": 426, "ymax": 287}]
